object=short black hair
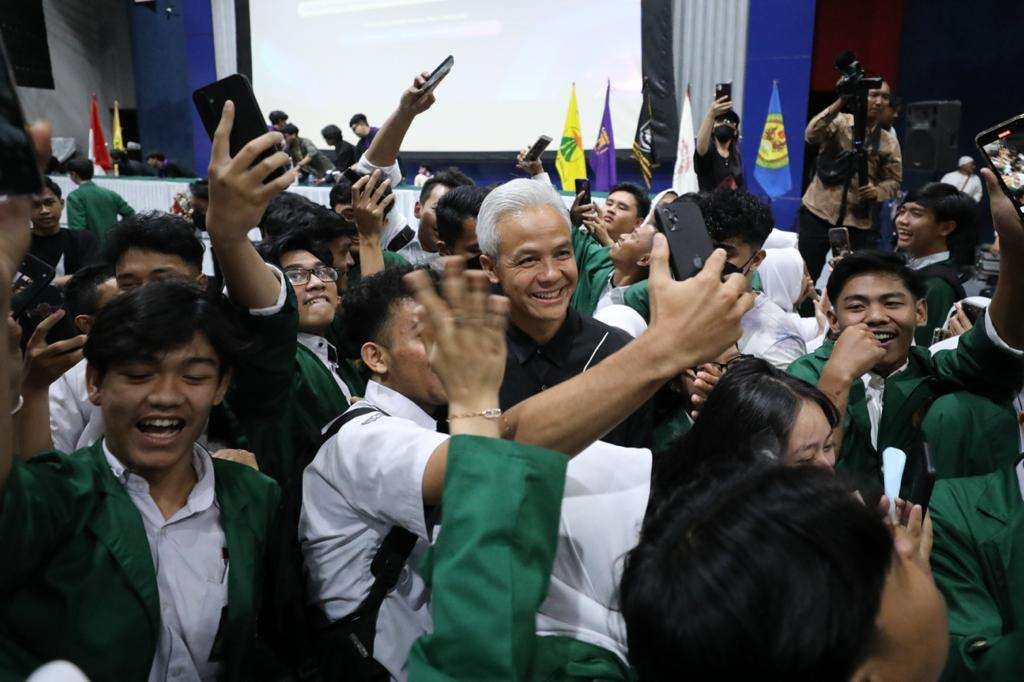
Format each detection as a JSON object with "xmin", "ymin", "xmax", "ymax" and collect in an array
[
  {"xmin": 436, "ymin": 185, "xmax": 489, "ymax": 247},
  {"xmin": 146, "ymin": 151, "xmax": 166, "ymax": 162},
  {"xmin": 310, "ymin": 209, "xmax": 357, "ymax": 243},
  {"xmin": 652, "ymin": 356, "xmax": 838, "ymax": 507},
  {"xmin": 339, "ymin": 264, "xmax": 432, "ymax": 348},
  {"xmin": 621, "ymin": 465, "xmax": 892, "ymax": 681},
  {"xmin": 419, "ymin": 167, "xmax": 474, "ymax": 204},
  {"xmin": 268, "ymin": 110, "xmax": 288, "ymax": 125},
  {"xmin": 85, "ymin": 279, "xmax": 250, "ymax": 378},
  {"xmin": 826, "ymin": 250, "xmax": 927, "ymax": 303},
  {"xmin": 189, "ymin": 179, "xmax": 209, "ymax": 200},
  {"xmin": 349, "ymin": 113, "xmax": 368, "ymax": 127},
  {"xmin": 608, "ymin": 182, "xmax": 652, "ymax": 219},
  {"xmin": 42, "ymin": 176, "xmax": 62, "ymax": 199},
  {"xmin": 329, "ymin": 179, "xmax": 353, "ymax": 208},
  {"xmin": 66, "ymin": 158, "xmax": 94, "ymax": 180},
  {"xmin": 281, "ymin": 123, "xmax": 299, "ymax": 136},
  {"xmin": 63, "ymin": 263, "xmax": 115, "ymax": 320},
  {"xmin": 692, "ymin": 188, "xmax": 773, "ymax": 249},
  {"xmin": 321, "ymin": 124, "xmax": 342, "ymax": 142},
  {"xmin": 258, "ymin": 229, "xmax": 333, "ymax": 268},
  {"xmin": 902, "ymin": 181, "xmax": 978, "ymax": 263},
  {"xmin": 103, "ymin": 211, "xmax": 204, "ymax": 273},
  {"xmin": 260, "ymin": 192, "xmax": 328, "ymax": 239}
]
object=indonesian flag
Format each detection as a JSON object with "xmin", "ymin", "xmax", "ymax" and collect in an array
[
  {"xmin": 672, "ymin": 86, "xmax": 699, "ymax": 194},
  {"xmin": 88, "ymin": 94, "xmax": 112, "ymax": 171}
]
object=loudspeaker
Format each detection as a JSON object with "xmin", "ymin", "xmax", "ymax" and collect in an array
[{"xmin": 903, "ymin": 101, "xmax": 961, "ymax": 173}]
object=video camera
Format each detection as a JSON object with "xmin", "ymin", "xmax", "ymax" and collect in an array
[{"xmin": 834, "ymin": 50, "xmax": 883, "ymax": 97}]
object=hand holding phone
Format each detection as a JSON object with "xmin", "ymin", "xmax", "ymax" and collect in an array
[
  {"xmin": 11, "ymin": 253, "xmax": 56, "ymax": 318},
  {"xmin": 421, "ymin": 55, "xmax": 454, "ymax": 92},
  {"xmin": 715, "ymin": 81, "xmax": 732, "ymax": 103},
  {"xmin": 976, "ymin": 113, "xmax": 1024, "ymax": 218},
  {"xmin": 828, "ymin": 227, "xmax": 852, "ymax": 259},
  {"xmin": 574, "ymin": 178, "xmax": 592, "ymax": 207},
  {"xmin": 524, "ymin": 135, "xmax": 552, "ymax": 163},
  {"xmin": 653, "ymin": 199, "xmax": 716, "ymax": 280}
]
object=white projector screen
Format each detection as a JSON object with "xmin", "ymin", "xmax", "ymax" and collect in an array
[{"xmin": 250, "ymin": 0, "xmax": 642, "ymax": 152}]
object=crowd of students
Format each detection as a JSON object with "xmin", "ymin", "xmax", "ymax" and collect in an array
[{"xmin": 2, "ymin": 68, "xmax": 1024, "ymax": 682}]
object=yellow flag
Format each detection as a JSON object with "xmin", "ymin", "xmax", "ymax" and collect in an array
[
  {"xmin": 112, "ymin": 100, "xmax": 124, "ymax": 152},
  {"xmin": 555, "ymin": 84, "xmax": 587, "ymax": 191}
]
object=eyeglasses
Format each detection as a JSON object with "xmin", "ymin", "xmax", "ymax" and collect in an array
[{"xmin": 284, "ymin": 266, "xmax": 338, "ymax": 285}]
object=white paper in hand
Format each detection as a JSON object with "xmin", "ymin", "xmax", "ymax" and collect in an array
[{"xmin": 881, "ymin": 447, "xmax": 907, "ymax": 523}]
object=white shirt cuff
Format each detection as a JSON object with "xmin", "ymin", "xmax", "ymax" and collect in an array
[
  {"xmin": 247, "ymin": 264, "xmax": 288, "ymax": 317},
  {"xmin": 984, "ymin": 311, "xmax": 1024, "ymax": 356},
  {"xmin": 354, "ymin": 153, "xmax": 403, "ymax": 186}
]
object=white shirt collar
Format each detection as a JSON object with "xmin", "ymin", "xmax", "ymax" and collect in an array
[
  {"xmin": 297, "ymin": 332, "xmax": 332, "ymax": 359},
  {"xmin": 860, "ymin": 360, "xmax": 910, "ymax": 390},
  {"xmin": 102, "ymin": 439, "xmax": 216, "ymax": 512},
  {"xmin": 1017, "ymin": 459, "xmax": 1024, "ymax": 503},
  {"xmin": 907, "ymin": 251, "xmax": 950, "ymax": 270},
  {"xmin": 364, "ymin": 380, "xmax": 438, "ymax": 430}
]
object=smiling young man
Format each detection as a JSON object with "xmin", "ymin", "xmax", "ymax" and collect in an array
[
  {"xmin": 571, "ymin": 218, "xmax": 655, "ymax": 319},
  {"xmin": 0, "ymin": 280, "xmax": 291, "ymax": 680},
  {"xmin": 788, "ymin": 238, "xmax": 1024, "ymax": 497},
  {"xmin": 894, "ymin": 182, "xmax": 972, "ymax": 345}
]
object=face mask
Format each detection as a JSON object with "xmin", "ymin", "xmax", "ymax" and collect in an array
[{"xmin": 713, "ymin": 125, "xmax": 735, "ymax": 143}]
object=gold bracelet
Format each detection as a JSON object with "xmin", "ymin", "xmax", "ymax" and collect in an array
[{"xmin": 447, "ymin": 407, "xmax": 502, "ymax": 422}]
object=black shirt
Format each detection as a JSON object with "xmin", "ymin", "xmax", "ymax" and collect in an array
[
  {"xmin": 501, "ymin": 307, "xmax": 652, "ymax": 448},
  {"xmin": 694, "ymin": 144, "xmax": 744, "ymax": 192},
  {"xmin": 331, "ymin": 140, "xmax": 357, "ymax": 170},
  {"xmin": 29, "ymin": 229, "xmax": 99, "ymax": 276}
]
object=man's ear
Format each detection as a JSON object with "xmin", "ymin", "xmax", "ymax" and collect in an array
[
  {"xmin": 479, "ymin": 255, "xmax": 500, "ymax": 285},
  {"xmin": 637, "ymin": 253, "xmax": 651, "ymax": 268},
  {"xmin": 213, "ymin": 368, "xmax": 231, "ymax": 406},
  {"xmin": 436, "ymin": 240, "xmax": 451, "ymax": 256},
  {"xmin": 751, "ymin": 249, "xmax": 767, "ymax": 271},
  {"xmin": 75, "ymin": 314, "xmax": 93, "ymax": 334},
  {"xmin": 361, "ymin": 341, "xmax": 389, "ymax": 376},
  {"xmin": 414, "ymin": 202, "xmax": 422, "ymax": 220},
  {"xmin": 915, "ymin": 298, "xmax": 928, "ymax": 327},
  {"xmin": 827, "ymin": 308, "xmax": 842, "ymax": 336},
  {"xmin": 86, "ymin": 363, "xmax": 102, "ymax": 406},
  {"xmin": 936, "ymin": 219, "xmax": 957, "ymax": 238}
]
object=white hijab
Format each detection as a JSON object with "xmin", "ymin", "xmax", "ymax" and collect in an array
[{"xmin": 759, "ymin": 248, "xmax": 806, "ymax": 312}]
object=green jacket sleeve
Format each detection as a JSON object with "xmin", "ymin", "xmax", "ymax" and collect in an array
[
  {"xmin": 116, "ymin": 192, "xmax": 134, "ymax": 218},
  {"xmin": 786, "ymin": 353, "xmax": 825, "ymax": 385},
  {"xmin": 66, "ymin": 190, "xmax": 86, "ymax": 230},
  {"xmin": 622, "ymin": 280, "xmax": 650, "ymax": 322},
  {"xmin": 917, "ymin": 277, "xmax": 957, "ymax": 347},
  {"xmin": 931, "ymin": 312, "xmax": 1024, "ymax": 400},
  {"xmin": 931, "ymin": 484, "xmax": 1024, "ymax": 681},
  {"xmin": 407, "ymin": 436, "xmax": 568, "ymax": 681}
]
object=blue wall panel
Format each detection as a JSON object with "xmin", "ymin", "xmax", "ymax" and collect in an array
[
  {"xmin": 740, "ymin": 0, "xmax": 816, "ymax": 231},
  {"xmin": 182, "ymin": 0, "xmax": 217, "ymax": 175}
]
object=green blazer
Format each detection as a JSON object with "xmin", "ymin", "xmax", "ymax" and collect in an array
[
  {"xmin": 408, "ymin": 436, "xmax": 633, "ymax": 681},
  {"xmin": 0, "ymin": 441, "xmax": 287, "ymax": 682},
  {"xmin": 917, "ymin": 261, "xmax": 961, "ymax": 347},
  {"xmin": 788, "ymin": 315, "xmax": 1023, "ymax": 497},
  {"xmin": 930, "ymin": 461, "xmax": 1024, "ymax": 681},
  {"xmin": 569, "ymin": 228, "xmax": 649, "ymax": 321},
  {"xmin": 65, "ymin": 180, "xmax": 134, "ymax": 243}
]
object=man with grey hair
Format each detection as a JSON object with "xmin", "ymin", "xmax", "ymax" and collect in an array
[{"xmin": 478, "ymin": 178, "xmax": 651, "ymax": 447}]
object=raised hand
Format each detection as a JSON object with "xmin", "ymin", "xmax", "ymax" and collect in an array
[
  {"xmin": 206, "ymin": 100, "xmax": 296, "ymax": 243},
  {"xmin": 569, "ymin": 191, "xmax": 599, "ymax": 228},
  {"xmin": 403, "ymin": 258, "xmax": 509, "ymax": 417},
  {"xmin": 351, "ymin": 170, "xmax": 395, "ymax": 240},
  {"xmin": 21, "ymin": 310, "xmax": 86, "ymax": 392},
  {"xmin": 398, "ymin": 71, "xmax": 438, "ymax": 117},
  {"xmin": 828, "ymin": 323, "xmax": 887, "ymax": 383},
  {"xmin": 707, "ymin": 96, "xmax": 732, "ymax": 121},
  {"xmin": 645, "ymin": 234, "xmax": 755, "ymax": 373},
  {"xmin": 516, "ymin": 147, "xmax": 543, "ymax": 177}
]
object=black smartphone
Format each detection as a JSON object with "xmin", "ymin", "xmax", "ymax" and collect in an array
[
  {"xmin": 715, "ymin": 81, "xmax": 732, "ymax": 102},
  {"xmin": 421, "ymin": 55, "xmax": 454, "ymax": 92},
  {"xmin": 904, "ymin": 442, "xmax": 937, "ymax": 512},
  {"xmin": 0, "ymin": 34, "xmax": 42, "ymax": 195},
  {"xmin": 193, "ymin": 74, "xmax": 285, "ymax": 183},
  {"xmin": 11, "ymin": 253, "xmax": 56, "ymax": 318},
  {"xmin": 828, "ymin": 227, "xmax": 852, "ymax": 259},
  {"xmin": 977, "ymin": 113, "xmax": 1024, "ymax": 217},
  {"xmin": 575, "ymin": 178, "xmax": 591, "ymax": 206},
  {"xmin": 653, "ymin": 199, "xmax": 716, "ymax": 280},
  {"xmin": 524, "ymin": 135, "xmax": 552, "ymax": 162}
]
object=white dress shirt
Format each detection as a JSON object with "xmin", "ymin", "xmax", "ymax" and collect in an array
[
  {"xmin": 49, "ymin": 359, "xmax": 104, "ymax": 453},
  {"xmin": 537, "ymin": 441, "xmax": 652, "ymax": 663},
  {"xmin": 104, "ymin": 442, "xmax": 227, "ymax": 682},
  {"xmin": 300, "ymin": 381, "xmax": 446, "ymax": 680},
  {"xmin": 396, "ymin": 237, "xmax": 440, "ymax": 268},
  {"xmin": 907, "ymin": 250, "xmax": 951, "ymax": 270},
  {"xmin": 939, "ymin": 170, "xmax": 983, "ymax": 202},
  {"xmin": 297, "ymin": 332, "xmax": 353, "ymax": 401}
]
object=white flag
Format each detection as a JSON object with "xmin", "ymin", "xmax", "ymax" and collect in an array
[{"xmin": 672, "ymin": 87, "xmax": 699, "ymax": 194}]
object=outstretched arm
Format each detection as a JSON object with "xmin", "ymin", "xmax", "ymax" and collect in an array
[
  {"xmin": 365, "ymin": 71, "xmax": 439, "ymax": 168},
  {"xmin": 983, "ymin": 168, "xmax": 1024, "ymax": 349}
]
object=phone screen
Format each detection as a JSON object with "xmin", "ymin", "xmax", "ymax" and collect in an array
[
  {"xmin": 977, "ymin": 114, "xmax": 1024, "ymax": 215},
  {"xmin": 575, "ymin": 178, "xmax": 591, "ymax": 206},
  {"xmin": 0, "ymin": 36, "xmax": 42, "ymax": 196},
  {"xmin": 828, "ymin": 227, "xmax": 851, "ymax": 259}
]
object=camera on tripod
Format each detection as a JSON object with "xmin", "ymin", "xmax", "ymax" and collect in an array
[{"xmin": 834, "ymin": 50, "xmax": 883, "ymax": 99}]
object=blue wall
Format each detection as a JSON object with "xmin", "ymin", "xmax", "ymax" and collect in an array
[{"xmin": 741, "ymin": 0, "xmax": 816, "ymax": 231}]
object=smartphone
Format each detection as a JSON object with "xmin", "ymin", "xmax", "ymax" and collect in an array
[
  {"xmin": 193, "ymin": 74, "xmax": 285, "ymax": 183},
  {"xmin": 976, "ymin": 113, "xmax": 1024, "ymax": 217},
  {"xmin": 715, "ymin": 81, "xmax": 732, "ymax": 102},
  {"xmin": 575, "ymin": 178, "xmax": 591, "ymax": 207},
  {"xmin": 904, "ymin": 442, "xmax": 937, "ymax": 512},
  {"xmin": 524, "ymin": 135, "xmax": 552, "ymax": 162},
  {"xmin": 420, "ymin": 55, "xmax": 454, "ymax": 92},
  {"xmin": 960, "ymin": 301, "xmax": 985, "ymax": 324},
  {"xmin": 0, "ymin": 34, "xmax": 43, "ymax": 195},
  {"xmin": 11, "ymin": 253, "xmax": 56, "ymax": 318},
  {"xmin": 653, "ymin": 199, "xmax": 716, "ymax": 280},
  {"xmin": 828, "ymin": 227, "xmax": 852, "ymax": 259}
]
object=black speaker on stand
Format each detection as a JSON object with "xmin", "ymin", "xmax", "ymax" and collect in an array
[{"xmin": 902, "ymin": 100, "xmax": 962, "ymax": 191}]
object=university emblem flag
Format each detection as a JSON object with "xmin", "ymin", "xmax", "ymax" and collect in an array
[
  {"xmin": 588, "ymin": 80, "xmax": 617, "ymax": 191},
  {"xmin": 555, "ymin": 84, "xmax": 587, "ymax": 191},
  {"xmin": 753, "ymin": 80, "xmax": 792, "ymax": 198},
  {"xmin": 632, "ymin": 78, "xmax": 657, "ymax": 189}
]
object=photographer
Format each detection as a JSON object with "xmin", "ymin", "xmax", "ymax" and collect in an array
[{"xmin": 799, "ymin": 77, "xmax": 902, "ymax": 280}]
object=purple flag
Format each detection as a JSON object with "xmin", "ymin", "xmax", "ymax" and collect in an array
[{"xmin": 589, "ymin": 81, "xmax": 617, "ymax": 191}]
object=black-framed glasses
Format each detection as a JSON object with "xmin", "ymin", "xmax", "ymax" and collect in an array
[{"xmin": 284, "ymin": 266, "xmax": 338, "ymax": 285}]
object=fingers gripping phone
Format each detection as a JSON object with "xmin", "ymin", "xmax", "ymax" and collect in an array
[
  {"xmin": 0, "ymin": 34, "xmax": 43, "ymax": 195},
  {"xmin": 977, "ymin": 113, "xmax": 1024, "ymax": 218},
  {"xmin": 524, "ymin": 135, "xmax": 552, "ymax": 162},
  {"xmin": 11, "ymin": 253, "xmax": 56, "ymax": 318},
  {"xmin": 828, "ymin": 227, "xmax": 852, "ymax": 259},
  {"xmin": 653, "ymin": 199, "xmax": 716, "ymax": 280},
  {"xmin": 193, "ymin": 74, "xmax": 285, "ymax": 183},
  {"xmin": 575, "ymin": 178, "xmax": 591, "ymax": 206},
  {"xmin": 421, "ymin": 55, "xmax": 454, "ymax": 92}
]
